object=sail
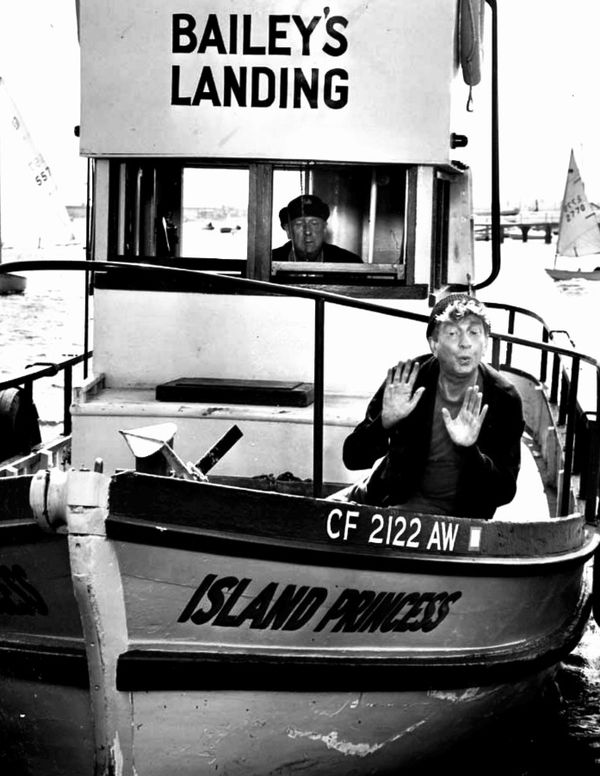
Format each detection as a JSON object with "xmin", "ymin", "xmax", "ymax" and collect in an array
[
  {"xmin": 0, "ymin": 76, "xmax": 75, "ymax": 248},
  {"xmin": 556, "ymin": 150, "xmax": 600, "ymax": 257}
]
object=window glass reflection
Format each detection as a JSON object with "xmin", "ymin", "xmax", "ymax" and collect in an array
[{"xmin": 181, "ymin": 168, "xmax": 248, "ymax": 258}]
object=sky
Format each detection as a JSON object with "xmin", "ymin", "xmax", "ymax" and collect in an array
[
  {"xmin": 0, "ymin": 0, "xmax": 599, "ymax": 213},
  {"xmin": 466, "ymin": 0, "xmax": 600, "ymax": 208}
]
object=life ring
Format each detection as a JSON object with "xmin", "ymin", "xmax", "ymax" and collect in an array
[
  {"xmin": 0, "ymin": 388, "xmax": 42, "ymax": 462},
  {"xmin": 459, "ymin": 0, "xmax": 485, "ymax": 86}
]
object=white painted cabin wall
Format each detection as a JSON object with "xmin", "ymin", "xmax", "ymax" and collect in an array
[
  {"xmin": 93, "ymin": 289, "xmax": 430, "ymax": 394},
  {"xmin": 71, "ymin": 408, "xmax": 355, "ymax": 482}
]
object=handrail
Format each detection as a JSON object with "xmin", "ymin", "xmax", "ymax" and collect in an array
[
  {"xmin": 1, "ymin": 260, "xmax": 597, "ymax": 521},
  {"xmin": 472, "ymin": 0, "xmax": 501, "ymax": 291},
  {"xmin": 0, "ymin": 351, "xmax": 92, "ymax": 437}
]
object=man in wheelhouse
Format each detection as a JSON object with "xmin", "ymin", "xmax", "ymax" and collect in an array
[
  {"xmin": 343, "ymin": 294, "xmax": 524, "ymax": 519},
  {"xmin": 272, "ymin": 194, "xmax": 363, "ymax": 263}
]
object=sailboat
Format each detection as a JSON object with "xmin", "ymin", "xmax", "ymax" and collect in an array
[
  {"xmin": 546, "ymin": 150, "xmax": 600, "ymax": 280},
  {"xmin": 0, "ymin": 76, "xmax": 76, "ymax": 294}
]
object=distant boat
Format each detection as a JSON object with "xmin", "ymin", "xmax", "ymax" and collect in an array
[
  {"xmin": 0, "ymin": 272, "xmax": 26, "ymax": 295},
  {"xmin": 546, "ymin": 150, "xmax": 600, "ymax": 281}
]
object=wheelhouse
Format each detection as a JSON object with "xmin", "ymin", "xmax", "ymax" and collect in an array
[
  {"xmin": 66, "ymin": 0, "xmax": 495, "ymax": 482},
  {"xmin": 81, "ymin": 0, "xmax": 482, "ymax": 297}
]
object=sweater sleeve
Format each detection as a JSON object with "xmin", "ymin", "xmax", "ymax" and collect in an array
[
  {"xmin": 342, "ymin": 381, "xmax": 389, "ymax": 470},
  {"xmin": 457, "ymin": 386, "xmax": 524, "ymax": 510}
]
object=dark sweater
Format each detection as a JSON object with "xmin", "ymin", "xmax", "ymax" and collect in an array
[
  {"xmin": 271, "ymin": 241, "xmax": 362, "ymax": 263},
  {"xmin": 342, "ymin": 356, "xmax": 524, "ymax": 519}
]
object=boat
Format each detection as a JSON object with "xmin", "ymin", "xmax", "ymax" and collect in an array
[
  {"xmin": 546, "ymin": 149, "xmax": 600, "ymax": 280},
  {"xmin": 0, "ymin": 75, "xmax": 77, "ymax": 294},
  {"xmin": 0, "ymin": 78, "xmax": 26, "ymax": 294},
  {"xmin": 0, "ymin": 1, "xmax": 599, "ymax": 773},
  {"xmin": 0, "ymin": 271, "xmax": 26, "ymax": 294}
]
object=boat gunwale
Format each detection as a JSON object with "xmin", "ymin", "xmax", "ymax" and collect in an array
[
  {"xmin": 106, "ymin": 472, "xmax": 599, "ymax": 574},
  {"xmin": 106, "ymin": 512, "xmax": 599, "ymax": 575}
]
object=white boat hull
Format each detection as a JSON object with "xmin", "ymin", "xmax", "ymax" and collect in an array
[{"xmin": 11, "ymin": 468, "xmax": 593, "ymax": 775}]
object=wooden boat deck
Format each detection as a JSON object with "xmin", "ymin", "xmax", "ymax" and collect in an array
[
  {"xmin": 495, "ymin": 436, "xmax": 550, "ymax": 522},
  {"xmin": 73, "ymin": 384, "xmax": 366, "ymax": 424}
]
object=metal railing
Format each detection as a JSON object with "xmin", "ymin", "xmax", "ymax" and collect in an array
[
  {"xmin": 482, "ymin": 302, "xmax": 599, "ymax": 521},
  {"xmin": 1, "ymin": 260, "xmax": 598, "ymax": 522},
  {"xmin": 0, "ymin": 352, "xmax": 92, "ymax": 437}
]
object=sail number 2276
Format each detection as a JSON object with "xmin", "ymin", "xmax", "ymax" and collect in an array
[{"xmin": 325, "ymin": 508, "xmax": 459, "ymax": 552}]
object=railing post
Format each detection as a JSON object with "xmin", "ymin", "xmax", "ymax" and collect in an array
[
  {"xmin": 584, "ymin": 414, "xmax": 599, "ymax": 523},
  {"xmin": 491, "ymin": 337, "xmax": 500, "ymax": 369},
  {"xmin": 63, "ymin": 365, "xmax": 73, "ymax": 436},
  {"xmin": 550, "ymin": 353, "xmax": 560, "ymax": 404},
  {"xmin": 559, "ymin": 356, "xmax": 580, "ymax": 515},
  {"xmin": 558, "ymin": 370, "xmax": 569, "ymax": 426},
  {"xmin": 587, "ymin": 370, "xmax": 600, "ymax": 523},
  {"xmin": 540, "ymin": 328, "xmax": 549, "ymax": 384},
  {"xmin": 22, "ymin": 380, "xmax": 33, "ymax": 406},
  {"xmin": 313, "ymin": 299, "xmax": 325, "ymax": 498},
  {"xmin": 506, "ymin": 309, "xmax": 515, "ymax": 367}
]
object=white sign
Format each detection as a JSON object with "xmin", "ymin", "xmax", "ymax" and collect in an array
[{"xmin": 80, "ymin": 0, "xmax": 457, "ymax": 163}]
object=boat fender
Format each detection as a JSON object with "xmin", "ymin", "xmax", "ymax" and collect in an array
[
  {"xmin": 0, "ymin": 387, "xmax": 42, "ymax": 462},
  {"xmin": 459, "ymin": 0, "xmax": 485, "ymax": 86},
  {"xmin": 30, "ymin": 469, "xmax": 68, "ymax": 532}
]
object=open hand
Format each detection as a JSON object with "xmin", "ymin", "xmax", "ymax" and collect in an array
[
  {"xmin": 441, "ymin": 386, "xmax": 488, "ymax": 446},
  {"xmin": 381, "ymin": 360, "xmax": 426, "ymax": 429}
]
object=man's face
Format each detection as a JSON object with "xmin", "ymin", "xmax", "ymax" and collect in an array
[
  {"xmin": 428, "ymin": 315, "xmax": 488, "ymax": 379},
  {"xmin": 286, "ymin": 216, "xmax": 326, "ymax": 259}
]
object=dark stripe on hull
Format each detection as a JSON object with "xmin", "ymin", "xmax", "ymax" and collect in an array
[
  {"xmin": 107, "ymin": 472, "xmax": 594, "ymax": 573},
  {"xmin": 0, "ymin": 640, "xmax": 89, "ymax": 686},
  {"xmin": 116, "ymin": 592, "xmax": 590, "ymax": 691}
]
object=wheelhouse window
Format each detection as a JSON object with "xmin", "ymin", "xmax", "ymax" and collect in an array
[
  {"xmin": 181, "ymin": 168, "xmax": 248, "ymax": 259},
  {"xmin": 271, "ymin": 166, "xmax": 407, "ymax": 266},
  {"xmin": 102, "ymin": 158, "xmax": 446, "ymax": 298}
]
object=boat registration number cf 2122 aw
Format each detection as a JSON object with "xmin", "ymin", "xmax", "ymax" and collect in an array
[{"xmin": 325, "ymin": 507, "xmax": 462, "ymax": 551}]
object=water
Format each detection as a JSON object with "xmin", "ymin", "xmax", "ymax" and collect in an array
[
  {"xmin": 1, "ymin": 233, "xmax": 600, "ymax": 771},
  {"xmin": 475, "ymin": 236, "xmax": 600, "ymax": 774},
  {"xmin": 0, "ymin": 238, "xmax": 88, "ymax": 436}
]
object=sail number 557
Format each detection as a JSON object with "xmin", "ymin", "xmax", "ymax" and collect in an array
[{"xmin": 325, "ymin": 508, "xmax": 459, "ymax": 552}]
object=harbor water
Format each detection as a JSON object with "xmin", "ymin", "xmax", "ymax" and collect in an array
[{"xmin": 1, "ymin": 233, "xmax": 600, "ymax": 772}]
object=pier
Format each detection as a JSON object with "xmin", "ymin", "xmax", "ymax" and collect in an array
[{"xmin": 475, "ymin": 207, "xmax": 560, "ymax": 243}]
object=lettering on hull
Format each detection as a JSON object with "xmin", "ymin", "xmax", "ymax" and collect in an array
[
  {"xmin": 179, "ymin": 573, "xmax": 462, "ymax": 634},
  {"xmin": 0, "ymin": 564, "xmax": 48, "ymax": 616}
]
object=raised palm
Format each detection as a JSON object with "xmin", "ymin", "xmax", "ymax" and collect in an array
[
  {"xmin": 381, "ymin": 360, "xmax": 426, "ymax": 429},
  {"xmin": 442, "ymin": 385, "xmax": 488, "ymax": 446}
]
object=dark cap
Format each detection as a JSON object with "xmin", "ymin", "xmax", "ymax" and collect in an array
[
  {"xmin": 279, "ymin": 194, "xmax": 330, "ymax": 226},
  {"xmin": 426, "ymin": 293, "xmax": 491, "ymax": 339}
]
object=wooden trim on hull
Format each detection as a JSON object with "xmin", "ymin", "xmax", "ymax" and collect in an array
[
  {"xmin": 0, "ymin": 640, "xmax": 89, "ymax": 686},
  {"xmin": 116, "ymin": 587, "xmax": 590, "ymax": 692},
  {"xmin": 0, "ymin": 474, "xmax": 35, "ymax": 525},
  {"xmin": 107, "ymin": 516, "xmax": 597, "ymax": 575},
  {"xmin": 107, "ymin": 473, "xmax": 597, "ymax": 575},
  {"xmin": 0, "ymin": 520, "xmax": 64, "ymax": 546}
]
